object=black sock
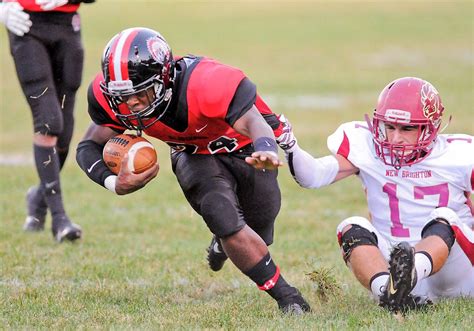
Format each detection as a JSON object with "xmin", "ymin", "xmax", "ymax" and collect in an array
[
  {"xmin": 244, "ymin": 253, "xmax": 297, "ymax": 301},
  {"xmin": 34, "ymin": 144, "xmax": 65, "ymax": 219},
  {"xmin": 58, "ymin": 148, "xmax": 69, "ymax": 170}
]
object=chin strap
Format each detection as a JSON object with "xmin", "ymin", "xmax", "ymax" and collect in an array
[{"xmin": 438, "ymin": 115, "xmax": 452, "ymax": 134}]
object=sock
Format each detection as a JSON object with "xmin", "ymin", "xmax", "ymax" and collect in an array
[
  {"xmin": 58, "ymin": 148, "xmax": 69, "ymax": 170},
  {"xmin": 415, "ymin": 251, "xmax": 433, "ymax": 283},
  {"xmin": 369, "ymin": 272, "xmax": 389, "ymax": 297},
  {"xmin": 244, "ymin": 253, "xmax": 297, "ymax": 301},
  {"xmin": 34, "ymin": 144, "xmax": 65, "ymax": 219}
]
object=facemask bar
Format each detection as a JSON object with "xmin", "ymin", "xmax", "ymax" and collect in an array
[
  {"xmin": 100, "ymin": 76, "xmax": 173, "ymax": 131},
  {"xmin": 372, "ymin": 116, "xmax": 439, "ymax": 169}
]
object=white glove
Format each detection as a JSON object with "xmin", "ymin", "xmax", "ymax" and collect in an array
[
  {"xmin": 276, "ymin": 114, "xmax": 298, "ymax": 152},
  {"xmin": 0, "ymin": 2, "xmax": 32, "ymax": 36},
  {"xmin": 35, "ymin": 0, "xmax": 69, "ymax": 11}
]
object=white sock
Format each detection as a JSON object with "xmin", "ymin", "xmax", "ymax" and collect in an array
[
  {"xmin": 415, "ymin": 251, "xmax": 433, "ymax": 283},
  {"xmin": 370, "ymin": 273, "xmax": 389, "ymax": 297}
]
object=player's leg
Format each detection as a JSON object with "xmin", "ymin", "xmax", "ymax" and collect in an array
[
  {"xmin": 8, "ymin": 32, "xmax": 81, "ymax": 242},
  {"xmin": 171, "ymin": 152, "xmax": 309, "ymax": 314},
  {"xmin": 419, "ymin": 207, "xmax": 474, "ymax": 298},
  {"xmin": 336, "ymin": 217, "xmax": 389, "ymax": 298},
  {"xmin": 229, "ymin": 155, "xmax": 310, "ymax": 314},
  {"xmin": 52, "ymin": 20, "xmax": 84, "ymax": 169}
]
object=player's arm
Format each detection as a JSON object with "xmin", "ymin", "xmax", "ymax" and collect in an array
[
  {"xmin": 277, "ymin": 116, "xmax": 358, "ymax": 188},
  {"xmin": 76, "ymin": 123, "xmax": 158, "ymax": 195},
  {"xmin": 233, "ymin": 105, "xmax": 283, "ymax": 170}
]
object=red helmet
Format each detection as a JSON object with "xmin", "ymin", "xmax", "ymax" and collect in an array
[
  {"xmin": 100, "ymin": 27, "xmax": 175, "ymax": 131},
  {"xmin": 371, "ymin": 77, "xmax": 444, "ymax": 168}
]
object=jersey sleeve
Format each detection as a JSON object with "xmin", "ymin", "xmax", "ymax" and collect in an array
[
  {"xmin": 441, "ymin": 134, "xmax": 474, "ymax": 192},
  {"xmin": 327, "ymin": 121, "xmax": 374, "ymax": 168},
  {"xmin": 225, "ymin": 78, "xmax": 257, "ymax": 126}
]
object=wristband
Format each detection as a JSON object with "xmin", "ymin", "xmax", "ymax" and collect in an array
[
  {"xmin": 254, "ymin": 137, "xmax": 278, "ymax": 154},
  {"xmin": 104, "ymin": 175, "xmax": 117, "ymax": 193}
]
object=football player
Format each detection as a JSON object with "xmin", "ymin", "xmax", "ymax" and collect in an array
[
  {"xmin": 1, "ymin": 0, "xmax": 95, "ymax": 242},
  {"xmin": 277, "ymin": 77, "xmax": 474, "ymax": 313},
  {"xmin": 76, "ymin": 27, "xmax": 311, "ymax": 314}
]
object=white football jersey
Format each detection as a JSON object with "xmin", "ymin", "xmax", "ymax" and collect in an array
[{"xmin": 327, "ymin": 121, "xmax": 474, "ymax": 244}]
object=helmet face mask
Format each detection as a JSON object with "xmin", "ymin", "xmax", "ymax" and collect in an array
[
  {"xmin": 370, "ymin": 77, "xmax": 444, "ymax": 169},
  {"xmin": 100, "ymin": 27, "xmax": 175, "ymax": 131}
]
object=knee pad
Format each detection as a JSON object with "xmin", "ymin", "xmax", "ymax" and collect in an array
[
  {"xmin": 421, "ymin": 218, "xmax": 455, "ymax": 251},
  {"xmin": 200, "ymin": 191, "xmax": 245, "ymax": 238},
  {"xmin": 27, "ymin": 90, "xmax": 64, "ymax": 136},
  {"xmin": 340, "ymin": 224, "xmax": 378, "ymax": 262}
]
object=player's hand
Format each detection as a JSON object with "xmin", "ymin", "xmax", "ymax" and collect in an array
[
  {"xmin": 35, "ymin": 0, "xmax": 68, "ymax": 11},
  {"xmin": 245, "ymin": 151, "xmax": 283, "ymax": 170},
  {"xmin": 0, "ymin": 2, "xmax": 32, "ymax": 36},
  {"xmin": 115, "ymin": 153, "xmax": 159, "ymax": 195},
  {"xmin": 276, "ymin": 114, "xmax": 298, "ymax": 152}
]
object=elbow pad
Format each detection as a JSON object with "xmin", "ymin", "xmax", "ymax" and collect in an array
[
  {"xmin": 76, "ymin": 140, "xmax": 114, "ymax": 187},
  {"xmin": 287, "ymin": 145, "xmax": 339, "ymax": 188}
]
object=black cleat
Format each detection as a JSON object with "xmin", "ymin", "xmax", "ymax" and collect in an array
[
  {"xmin": 23, "ymin": 186, "xmax": 47, "ymax": 232},
  {"xmin": 206, "ymin": 235, "xmax": 228, "ymax": 271},
  {"xmin": 277, "ymin": 289, "xmax": 312, "ymax": 315},
  {"xmin": 403, "ymin": 294, "xmax": 433, "ymax": 311},
  {"xmin": 52, "ymin": 215, "xmax": 82, "ymax": 243},
  {"xmin": 380, "ymin": 241, "xmax": 418, "ymax": 313}
]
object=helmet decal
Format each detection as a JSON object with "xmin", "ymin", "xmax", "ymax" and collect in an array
[
  {"xmin": 146, "ymin": 36, "xmax": 170, "ymax": 64},
  {"xmin": 384, "ymin": 109, "xmax": 411, "ymax": 123},
  {"xmin": 421, "ymin": 82, "xmax": 442, "ymax": 120}
]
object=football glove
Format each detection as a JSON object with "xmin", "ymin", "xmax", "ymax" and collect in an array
[
  {"xmin": 0, "ymin": 2, "xmax": 31, "ymax": 36},
  {"xmin": 35, "ymin": 0, "xmax": 69, "ymax": 11},
  {"xmin": 276, "ymin": 114, "xmax": 298, "ymax": 152}
]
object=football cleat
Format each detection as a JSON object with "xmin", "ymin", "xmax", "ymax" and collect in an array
[
  {"xmin": 277, "ymin": 289, "xmax": 312, "ymax": 315},
  {"xmin": 403, "ymin": 294, "xmax": 433, "ymax": 311},
  {"xmin": 52, "ymin": 215, "xmax": 82, "ymax": 243},
  {"xmin": 206, "ymin": 235, "xmax": 228, "ymax": 271},
  {"xmin": 23, "ymin": 186, "xmax": 47, "ymax": 232},
  {"xmin": 380, "ymin": 241, "xmax": 418, "ymax": 313}
]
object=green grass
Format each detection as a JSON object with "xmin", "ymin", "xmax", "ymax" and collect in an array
[{"xmin": 1, "ymin": 0, "xmax": 473, "ymax": 329}]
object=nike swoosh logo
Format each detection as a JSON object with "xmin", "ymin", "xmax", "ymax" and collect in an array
[
  {"xmin": 87, "ymin": 159, "xmax": 102, "ymax": 173},
  {"xmin": 45, "ymin": 181, "xmax": 58, "ymax": 190},
  {"xmin": 265, "ymin": 257, "xmax": 272, "ymax": 266},
  {"xmin": 195, "ymin": 124, "xmax": 208, "ymax": 133},
  {"xmin": 389, "ymin": 276, "xmax": 397, "ymax": 295}
]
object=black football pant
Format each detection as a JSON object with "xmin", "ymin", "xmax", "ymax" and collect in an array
[
  {"xmin": 171, "ymin": 148, "xmax": 281, "ymax": 245},
  {"xmin": 8, "ymin": 11, "xmax": 84, "ymax": 153}
]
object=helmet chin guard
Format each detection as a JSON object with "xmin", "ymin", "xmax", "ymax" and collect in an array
[
  {"xmin": 370, "ymin": 77, "xmax": 444, "ymax": 169},
  {"xmin": 100, "ymin": 27, "xmax": 175, "ymax": 131}
]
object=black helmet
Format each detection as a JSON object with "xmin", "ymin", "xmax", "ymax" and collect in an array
[{"xmin": 100, "ymin": 27, "xmax": 175, "ymax": 131}]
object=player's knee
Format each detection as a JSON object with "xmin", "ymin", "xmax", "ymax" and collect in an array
[
  {"xmin": 421, "ymin": 218, "xmax": 455, "ymax": 251},
  {"xmin": 201, "ymin": 191, "xmax": 243, "ymax": 238},
  {"xmin": 34, "ymin": 112, "xmax": 64, "ymax": 136},
  {"xmin": 339, "ymin": 224, "xmax": 378, "ymax": 263}
]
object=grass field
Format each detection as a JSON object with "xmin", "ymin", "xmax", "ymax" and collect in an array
[{"xmin": 1, "ymin": 0, "xmax": 473, "ymax": 329}]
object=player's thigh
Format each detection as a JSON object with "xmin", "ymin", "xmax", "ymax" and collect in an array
[
  {"xmin": 8, "ymin": 34, "xmax": 63, "ymax": 134},
  {"xmin": 171, "ymin": 152, "xmax": 237, "ymax": 207},
  {"xmin": 53, "ymin": 29, "xmax": 84, "ymax": 92},
  {"xmin": 9, "ymin": 34, "xmax": 55, "ymax": 99},
  {"xmin": 425, "ymin": 243, "xmax": 474, "ymax": 298},
  {"xmin": 230, "ymin": 157, "xmax": 280, "ymax": 244}
]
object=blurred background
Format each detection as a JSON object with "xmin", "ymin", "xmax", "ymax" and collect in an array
[{"xmin": 0, "ymin": 0, "xmax": 472, "ymax": 328}]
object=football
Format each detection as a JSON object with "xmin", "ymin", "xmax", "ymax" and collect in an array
[{"xmin": 103, "ymin": 134, "xmax": 157, "ymax": 175}]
